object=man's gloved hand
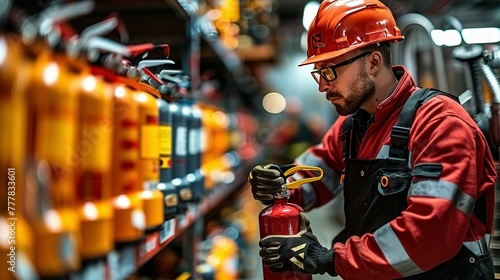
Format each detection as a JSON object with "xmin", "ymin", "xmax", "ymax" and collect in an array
[
  {"xmin": 248, "ymin": 164, "xmax": 284, "ymax": 204},
  {"xmin": 259, "ymin": 212, "xmax": 336, "ymax": 276}
]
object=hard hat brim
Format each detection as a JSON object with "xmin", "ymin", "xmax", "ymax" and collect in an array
[
  {"xmin": 298, "ymin": 47, "xmax": 353, "ymax": 67},
  {"xmin": 298, "ymin": 36, "xmax": 405, "ymax": 67}
]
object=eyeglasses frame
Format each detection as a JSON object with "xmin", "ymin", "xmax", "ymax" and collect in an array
[{"xmin": 311, "ymin": 51, "xmax": 372, "ymax": 83}]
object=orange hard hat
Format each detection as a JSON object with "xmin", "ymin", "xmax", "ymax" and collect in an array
[{"xmin": 299, "ymin": 0, "xmax": 404, "ymax": 66}]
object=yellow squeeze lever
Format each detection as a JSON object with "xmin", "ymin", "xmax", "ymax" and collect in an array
[{"xmin": 283, "ymin": 165, "xmax": 323, "ymax": 189}]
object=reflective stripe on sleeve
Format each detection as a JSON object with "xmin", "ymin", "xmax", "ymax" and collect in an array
[
  {"xmin": 301, "ymin": 184, "xmax": 316, "ymax": 211},
  {"xmin": 463, "ymin": 234, "xmax": 490, "ymax": 256},
  {"xmin": 295, "ymin": 148, "xmax": 342, "ymax": 196},
  {"xmin": 374, "ymin": 223, "xmax": 423, "ymax": 276},
  {"xmin": 409, "ymin": 180, "xmax": 475, "ymax": 216}
]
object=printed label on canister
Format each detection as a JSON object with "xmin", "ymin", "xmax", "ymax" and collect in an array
[
  {"xmin": 140, "ymin": 125, "xmax": 159, "ymax": 159},
  {"xmin": 175, "ymin": 126, "xmax": 187, "ymax": 156},
  {"xmin": 159, "ymin": 126, "xmax": 172, "ymax": 156}
]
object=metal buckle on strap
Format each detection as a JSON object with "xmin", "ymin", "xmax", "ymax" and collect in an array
[
  {"xmin": 390, "ymin": 126, "xmax": 410, "ymax": 147},
  {"xmin": 463, "ymin": 234, "xmax": 490, "ymax": 256}
]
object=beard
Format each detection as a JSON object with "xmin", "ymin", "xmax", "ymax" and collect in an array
[{"xmin": 329, "ymin": 69, "xmax": 375, "ymax": 116}]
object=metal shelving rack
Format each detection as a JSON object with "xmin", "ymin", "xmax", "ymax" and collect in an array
[
  {"xmin": 6, "ymin": 1, "xmax": 262, "ymax": 279},
  {"xmin": 68, "ymin": 162, "xmax": 255, "ymax": 279}
]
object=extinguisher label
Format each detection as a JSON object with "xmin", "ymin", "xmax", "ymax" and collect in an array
[
  {"xmin": 175, "ymin": 126, "xmax": 187, "ymax": 156},
  {"xmin": 159, "ymin": 126, "xmax": 172, "ymax": 155},
  {"xmin": 200, "ymin": 127, "xmax": 207, "ymax": 154},
  {"xmin": 80, "ymin": 126, "xmax": 112, "ymax": 170},
  {"xmin": 140, "ymin": 125, "xmax": 159, "ymax": 158},
  {"xmin": 47, "ymin": 116, "xmax": 77, "ymax": 162},
  {"xmin": 159, "ymin": 157, "xmax": 171, "ymax": 168},
  {"xmin": 189, "ymin": 128, "xmax": 201, "ymax": 155}
]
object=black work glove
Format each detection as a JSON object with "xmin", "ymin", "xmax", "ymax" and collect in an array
[
  {"xmin": 248, "ymin": 164, "xmax": 285, "ymax": 204},
  {"xmin": 259, "ymin": 212, "xmax": 336, "ymax": 276}
]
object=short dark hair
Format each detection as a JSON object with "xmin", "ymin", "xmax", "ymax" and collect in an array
[{"xmin": 361, "ymin": 42, "xmax": 392, "ymax": 68}]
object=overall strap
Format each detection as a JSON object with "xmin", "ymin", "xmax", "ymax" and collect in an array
[
  {"xmin": 341, "ymin": 88, "xmax": 459, "ymax": 161},
  {"xmin": 341, "ymin": 116, "xmax": 353, "ymax": 162},
  {"xmin": 389, "ymin": 88, "xmax": 459, "ymax": 159}
]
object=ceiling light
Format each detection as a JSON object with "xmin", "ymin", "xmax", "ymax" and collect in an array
[
  {"xmin": 431, "ymin": 27, "xmax": 500, "ymax": 46},
  {"xmin": 430, "ymin": 29, "xmax": 462, "ymax": 46},
  {"xmin": 462, "ymin": 28, "xmax": 500, "ymax": 44},
  {"xmin": 302, "ymin": 1, "xmax": 320, "ymax": 30}
]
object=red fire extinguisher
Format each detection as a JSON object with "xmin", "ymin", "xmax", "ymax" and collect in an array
[{"xmin": 258, "ymin": 164, "xmax": 323, "ymax": 280}]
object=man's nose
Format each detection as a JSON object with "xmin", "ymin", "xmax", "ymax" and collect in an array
[{"xmin": 318, "ymin": 78, "xmax": 331, "ymax": 93}]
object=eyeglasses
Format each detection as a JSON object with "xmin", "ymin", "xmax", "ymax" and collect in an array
[{"xmin": 311, "ymin": 51, "xmax": 372, "ymax": 83}]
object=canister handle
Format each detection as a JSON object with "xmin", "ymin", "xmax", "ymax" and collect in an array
[{"xmin": 283, "ymin": 165, "xmax": 323, "ymax": 189}]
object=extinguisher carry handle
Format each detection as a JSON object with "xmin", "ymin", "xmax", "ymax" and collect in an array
[
  {"xmin": 267, "ymin": 164, "xmax": 324, "ymax": 189},
  {"xmin": 284, "ymin": 165, "xmax": 323, "ymax": 189}
]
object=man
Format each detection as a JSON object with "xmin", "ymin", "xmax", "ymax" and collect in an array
[{"xmin": 249, "ymin": 0, "xmax": 497, "ymax": 279}]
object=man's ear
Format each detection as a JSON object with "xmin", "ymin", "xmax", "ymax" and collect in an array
[{"xmin": 367, "ymin": 51, "xmax": 383, "ymax": 74}]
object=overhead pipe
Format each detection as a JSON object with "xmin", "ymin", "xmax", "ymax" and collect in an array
[
  {"xmin": 483, "ymin": 50, "xmax": 500, "ymax": 102},
  {"xmin": 440, "ymin": 15, "xmax": 488, "ymax": 116},
  {"xmin": 453, "ymin": 44, "xmax": 485, "ymax": 114},
  {"xmin": 483, "ymin": 49, "xmax": 500, "ymax": 152},
  {"xmin": 393, "ymin": 13, "xmax": 449, "ymax": 92}
]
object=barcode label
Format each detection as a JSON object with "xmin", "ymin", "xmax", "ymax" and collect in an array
[{"xmin": 160, "ymin": 219, "xmax": 176, "ymax": 244}]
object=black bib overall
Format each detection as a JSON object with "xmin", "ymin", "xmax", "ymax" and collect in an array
[{"xmin": 333, "ymin": 88, "xmax": 494, "ymax": 279}]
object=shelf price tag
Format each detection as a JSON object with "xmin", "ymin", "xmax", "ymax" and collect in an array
[
  {"xmin": 137, "ymin": 232, "xmax": 160, "ymax": 263},
  {"xmin": 160, "ymin": 218, "xmax": 176, "ymax": 244}
]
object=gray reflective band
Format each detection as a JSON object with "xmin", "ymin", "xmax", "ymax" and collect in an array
[
  {"xmin": 374, "ymin": 224, "xmax": 423, "ymax": 276},
  {"xmin": 409, "ymin": 180, "xmax": 475, "ymax": 216},
  {"xmin": 295, "ymin": 148, "xmax": 342, "ymax": 196},
  {"xmin": 375, "ymin": 226, "xmax": 490, "ymax": 277},
  {"xmin": 301, "ymin": 183, "xmax": 316, "ymax": 211},
  {"xmin": 463, "ymin": 234, "xmax": 490, "ymax": 256}
]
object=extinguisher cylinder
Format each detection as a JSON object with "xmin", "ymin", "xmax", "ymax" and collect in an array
[{"xmin": 259, "ymin": 197, "xmax": 312, "ymax": 280}]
